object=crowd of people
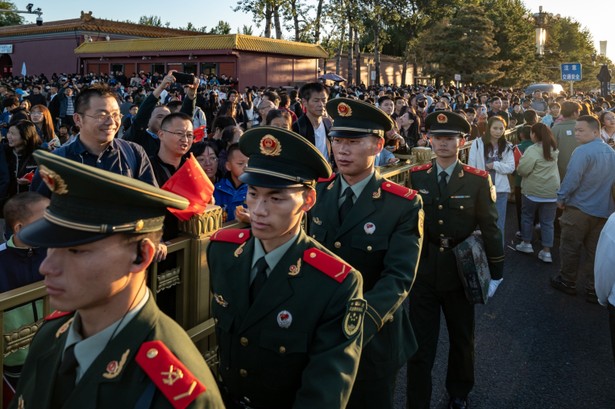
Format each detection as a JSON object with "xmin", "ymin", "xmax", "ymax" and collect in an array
[{"xmin": 0, "ymin": 68, "xmax": 614, "ymax": 409}]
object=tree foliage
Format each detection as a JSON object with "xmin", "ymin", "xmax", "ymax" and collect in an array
[
  {"xmin": 0, "ymin": 1, "xmax": 23, "ymax": 26},
  {"xmin": 420, "ymin": 4, "xmax": 504, "ymax": 84},
  {"xmin": 138, "ymin": 15, "xmax": 170, "ymax": 28}
]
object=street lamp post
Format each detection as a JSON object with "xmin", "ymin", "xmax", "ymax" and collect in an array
[
  {"xmin": 0, "ymin": 3, "xmax": 43, "ymax": 25},
  {"xmin": 533, "ymin": 6, "xmax": 547, "ymax": 57}
]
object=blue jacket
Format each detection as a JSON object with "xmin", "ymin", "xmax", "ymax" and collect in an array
[
  {"xmin": 213, "ymin": 178, "xmax": 247, "ymax": 222},
  {"xmin": 30, "ymin": 136, "xmax": 157, "ymax": 196}
]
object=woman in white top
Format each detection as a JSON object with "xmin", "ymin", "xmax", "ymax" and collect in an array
[
  {"xmin": 469, "ymin": 115, "xmax": 515, "ymax": 241},
  {"xmin": 599, "ymin": 110, "xmax": 615, "ymax": 148}
]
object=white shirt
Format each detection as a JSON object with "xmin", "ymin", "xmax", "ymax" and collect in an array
[
  {"xmin": 595, "ymin": 213, "xmax": 615, "ymax": 306},
  {"xmin": 314, "ymin": 121, "xmax": 328, "ymax": 160}
]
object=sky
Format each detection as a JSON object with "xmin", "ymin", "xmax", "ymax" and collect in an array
[{"xmin": 18, "ymin": 0, "xmax": 615, "ymax": 62}]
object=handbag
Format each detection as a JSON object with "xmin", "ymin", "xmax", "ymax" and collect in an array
[{"xmin": 453, "ymin": 231, "xmax": 491, "ymax": 304}]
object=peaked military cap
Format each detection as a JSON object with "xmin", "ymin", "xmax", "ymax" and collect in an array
[
  {"xmin": 239, "ymin": 126, "xmax": 332, "ymax": 189},
  {"xmin": 18, "ymin": 150, "xmax": 189, "ymax": 247},
  {"xmin": 425, "ymin": 111, "xmax": 471, "ymax": 136},
  {"xmin": 326, "ymin": 97, "xmax": 394, "ymax": 138}
]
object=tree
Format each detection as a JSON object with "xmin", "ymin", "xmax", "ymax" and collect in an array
[
  {"xmin": 210, "ymin": 20, "xmax": 232, "ymax": 35},
  {"xmin": 0, "ymin": 1, "xmax": 23, "ymax": 26},
  {"xmin": 420, "ymin": 4, "xmax": 504, "ymax": 85},
  {"xmin": 138, "ymin": 15, "xmax": 169, "ymax": 27},
  {"xmin": 234, "ymin": 0, "xmax": 285, "ymax": 38}
]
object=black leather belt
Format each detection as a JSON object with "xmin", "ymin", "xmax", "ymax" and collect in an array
[{"xmin": 431, "ymin": 237, "xmax": 457, "ymax": 249}]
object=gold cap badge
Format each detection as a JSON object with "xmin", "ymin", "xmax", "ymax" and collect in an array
[
  {"xmin": 259, "ymin": 134, "xmax": 282, "ymax": 156},
  {"xmin": 39, "ymin": 165, "xmax": 69, "ymax": 195},
  {"xmin": 436, "ymin": 113, "xmax": 448, "ymax": 124},
  {"xmin": 337, "ymin": 102, "xmax": 352, "ymax": 117}
]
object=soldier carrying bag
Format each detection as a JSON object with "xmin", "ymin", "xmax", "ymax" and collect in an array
[{"xmin": 453, "ymin": 231, "xmax": 491, "ymax": 304}]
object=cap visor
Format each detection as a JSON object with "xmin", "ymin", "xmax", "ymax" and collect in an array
[
  {"xmin": 429, "ymin": 130, "xmax": 464, "ymax": 136},
  {"xmin": 18, "ymin": 218, "xmax": 109, "ymax": 248},
  {"xmin": 329, "ymin": 130, "xmax": 376, "ymax": 139}
]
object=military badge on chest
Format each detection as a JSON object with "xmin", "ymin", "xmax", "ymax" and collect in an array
[{"xmin": 277, "ymin": 310, "xmax": 293, "ymax": 328}]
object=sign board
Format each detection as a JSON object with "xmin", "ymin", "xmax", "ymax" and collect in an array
[
  {"xmin": 370, "ymin": 71, "xmax": 376, "ymax": 81},
  {"xmin": 561, "ymin": 63, "xmax": 582, "ymax": 82},
  {"xmin": 454, "ymin": 74, "xmax": 461, "ymax": 81},
  {"xmin": 0, "ymin": 44, "xmax": 13, "ymax": 54}
]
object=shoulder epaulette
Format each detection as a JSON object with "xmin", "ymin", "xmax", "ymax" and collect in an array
[
  {"xmin": 303, "ymin": 248, "xmax": 352, "ymax": 283},
  {"xmin": 45, "ymin": 310, "xmax": 73, "ymax": 321},
  {"xmin": 210, "ymin": 228, "xmax": 250, "ymax": 244},
  {"xmin": 381, "ymin": 180, "xmax": 418, "ymax": 200},
  {"xmin": 463, "ymin": 165, "xmax": 489, "ymax": 178},
  {"xmin": 317, "ymin": 172, "xmax": 336, "ymax": 183},
  {"xmin": 136, "ymin": 341, "xmax": 207, "ymax": 409},
  {"xmin": 410, "ymin": 163, "xmax": 432, "ymax": 172}
]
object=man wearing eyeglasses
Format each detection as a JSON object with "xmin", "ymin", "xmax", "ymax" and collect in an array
[{"xmin": 31, "ymin": 83, "xmax": 157, "ymax": 197}]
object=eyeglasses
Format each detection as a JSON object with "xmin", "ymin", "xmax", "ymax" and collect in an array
[
  {"xmin": 80, "ymin": 112, "xmax": 122, "ymax": 123},
  {"xmin": 162, "ymin": 129, "xmax": 195, "ymax": 140}
]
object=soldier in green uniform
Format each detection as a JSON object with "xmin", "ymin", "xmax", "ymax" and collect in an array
[
  {"xmin": 207, "ymin": 126, "xmax": 365, "ymax": 409},
  {"xmin": 308, "ymin": 98, "xmax": 424, "ymax": 409},
  {"xmin": 11, "ymin": 150, "xmax": 224, "ymax": 409},
  {"xmin": 407, "ymin": 111, "xmax": 504, "ymax": 409}
]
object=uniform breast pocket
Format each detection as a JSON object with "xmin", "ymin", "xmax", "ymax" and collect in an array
[
  {"xmin": 351, "ymin": 235, "xmax": 389, "ymax": 253},
  {"xmin": 448, "ymin": 198, "xmax": 474, "ymax": 212},
  {"xmin": 259, "ymin": 329, "xmax": 309, "ymax": 389}
]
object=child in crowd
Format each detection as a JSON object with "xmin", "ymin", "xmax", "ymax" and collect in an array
[
  {"xmin": 213, "ymin": 143, "xmax": 248, "ymax": 222},
  {"xmin": 0, "ymin": 192, "xmax": 49, "ymax": 400}
]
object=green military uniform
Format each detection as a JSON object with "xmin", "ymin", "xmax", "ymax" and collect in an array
[
  {"xmin": 12, "ymin": 150, "xmax": 225, "ymax": 409},
  {"xmin": 407, "ymin": 111, "xmax": 504, "ymax": 409},
  {"xmin": 308, "ymin": 98, "xmax": 424, "ymax": 409},
  {"xmin": 208, "ymin": 127, "xmax": 365, "ymax": 409},
  {"xmin": 11, "ymin": 294, "xmax": 224, "ymax": 409}
]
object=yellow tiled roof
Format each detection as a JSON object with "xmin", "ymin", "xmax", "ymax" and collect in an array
[
  {"xmin": 0, "ymin": 16, "xmax": 198, "ymax": 38},
  {"xmin": 74, "ymin": 34, "xmax": 328, "ymax": 58}
]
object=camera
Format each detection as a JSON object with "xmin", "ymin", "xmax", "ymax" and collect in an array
[
  {"xmin": 36, "ymin": 16, "xmax": 43, "ymax": 26},
  {"xmin": 172, "ymin": 72, "xmax": 195, "ymax": 85}
]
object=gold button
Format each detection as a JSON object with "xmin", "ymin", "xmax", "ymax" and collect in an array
[
  {"xmin": 239, "ymin": 369, "xmax": 248, "ymax": 377},
  {"xmin": 240, "ymin": 337, "xmax": 249, "ymax": 346},
  {"xmin": 312, "ymin": 234, "xmax": 316, "ymax": 238},
  {"xmin": 439, "ymin": 247, "xmax": 444, "ymax": 252},
  {"xmin": 460, "ymin": 206, "xmax": 464, "ymax": 210},
  {"xmin": 238, "ymin": 232, "xmax": 245, "ymax": 238},
  {"xmin": 367, "ymin": 245, "xmax": 373, "ymax": 251},
  {"xmin": 438, "ymin": 220, "xmax": 444, "ymax": 225},
  {"xmin": 440, "ymin": 233, "xmax": 444, "ymax": 237},
  {"xmin": 438, "ymin": 205, "xmax": 443, "ymax": 210},
  {"xmin": 214, "ymin": 318, "xmax": 218, "ymax": 324},
  {"xmin": 146, "ymin": 348, "xmax": 158, "ymax": 359},
  {"xmin": 279, "ymin": 346, "xmax": 286, "ymax": 354},
  {"xmin": 334, "ymin": 241, "xmax": 341, "ymax": 249},
  {"xmin": 310, "ymin": 252, "xmax": 316, "ymax": 259}
]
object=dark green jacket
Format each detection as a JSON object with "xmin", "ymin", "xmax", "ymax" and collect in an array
[
  {"xmin": 309, "ymin": 172, "xmax": 423, "ymax": 380},
  {"xmin": 207, "ymin": 229, "xmax": 363, "ymax": 409},
  {"xmin": 409, "ymin": 160, "xmax": 504, "ymax": 291},
  {"xmin": 9, "ymin": 294, "xmax": 224, "ymax": 409}
]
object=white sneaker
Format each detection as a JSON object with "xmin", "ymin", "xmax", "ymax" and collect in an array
[
  {"xmin": 515, "ymin": 242, "xmax": 534, "ymax": 253},
  {"xmin": 538, "ymin": 250, "xmax": 552, "ymax": 263}
]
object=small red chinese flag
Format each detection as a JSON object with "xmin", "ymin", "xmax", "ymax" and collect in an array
[
  {"xmin": 161, "ymin": 153, "xmax": 214, "ymax": 221},
  {"xmin": 193, "ymin": 125, "xmax": 206, "ymax": 143},
  {"xmin": 513, "ymin": 145, "xmax": 523, "ymax": 168}
]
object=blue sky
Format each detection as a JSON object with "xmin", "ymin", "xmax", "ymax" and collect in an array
[{"xmin": 19, "ymin": 0, "xmax": 615, "ymax": 62}]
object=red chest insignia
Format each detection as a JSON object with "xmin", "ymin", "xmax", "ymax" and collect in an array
[
  {"xmin": 45, "ymin": 310, "xmax": 73, "ymax": 321},
  {"xmin": 210, "ymin": 228, "xmax": 250, "ymax": 244},
  {"xmin": 410, "ymin": 163, "xmax": 432, "ymax": 173},
  {"xmin": 317, "ymin": 172, "xmax": 336, "ymax": 183},
  {"xmin": 136, "ymin": 341, "xmax": 207, "ymax": 409},
  {"xmin": 381, "ymin": 180, "xmax": 418, "ymax": 200},
  {"xmin": 463, "ymin": 165, "xmax": 489, "ymax": 178},
  {"xmin": 303, "ymin": 248, "xmax": 353, "ymax": 283}
]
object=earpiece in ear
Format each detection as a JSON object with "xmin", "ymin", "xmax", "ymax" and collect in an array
[{"xmin": 134, "ymin": 240, "xmax": 144, "ymax": 264}]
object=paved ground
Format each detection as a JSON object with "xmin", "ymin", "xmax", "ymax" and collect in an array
[{"xmin": 393, "ymin": 208, "xmax": 615, "ymax": 409}]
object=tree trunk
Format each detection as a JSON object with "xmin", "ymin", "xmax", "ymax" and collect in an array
[
  {"xmin": 290, "ymin": 0, "xmax": 300, "ymax": 42},
  {"xmin": 347, "ymin": 25, "xmax": 354, "ymax": 85},
  {"xmin": 273, "ymin": 2, "xmax": 282, "ymax": 39},
  {"xmin": 264, "ymin": 2, "xmax": 272, "ymax": 38},
  {"xmin": 374, "ymin": 21, "xmax": 381, "ymax": 86},
  {"xmin": 401, "ymin": 58, "xmax": 407, "ymax": 87},
  {"xmin": 314, "ymin": 0, "xmax": 324, "ymax": 43},
  {"xmin": 335, "ymin": 24, "xmax": 346, "ymax": 74},
  {"xmin": 355, "ymin": 30, "xmax": 361, "ymax": 86}
]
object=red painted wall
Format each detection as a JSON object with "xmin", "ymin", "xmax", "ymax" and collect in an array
[{"xmin": 5, "ymin": 35, "xmax": 81, "ymax": 76}]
